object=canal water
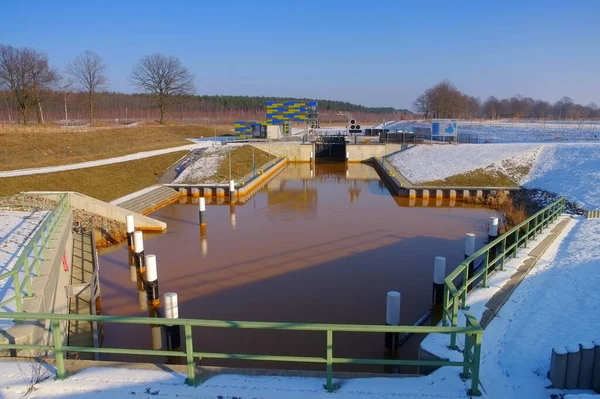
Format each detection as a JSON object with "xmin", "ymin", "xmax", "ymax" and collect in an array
[{"xmin": 98, "ymin": 163, "xmax": 490, "ymax": 372}]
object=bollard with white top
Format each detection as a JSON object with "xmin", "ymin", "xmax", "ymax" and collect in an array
[
  {"xmin": 384, "ymin": 291, "xmax": 401, "ymax": 353},
  {"xmin": 144, "ymin": 255, "xmax": 159, "ymax": 306},
  {"xmin": 229, "ymin": 180, "xmax": 235, "ymax": 201},
  {"xmin": 488, "ymin": 217, "xmax": 499, "ymax": 243},
  {"xmin": 126, "ymin": 215, "xmax": 135, "ymax": 250},
  {"xmin": 164, "ymin": 292, "xmax": 181, "ymax": 351},
  {"xmin": 133, "ymin": 231, "xmax": 146, "ymax": 273},
  {"xmin": 432, "ymin": 257, "xmax": 446, "ymax": 311},
  {"xmin": 346, "ymin": 151, "xmax": 349, "ymax": 162},
  {"xmin": 199, "ymin": 197, "xmax": 206, "ymax": 226}
]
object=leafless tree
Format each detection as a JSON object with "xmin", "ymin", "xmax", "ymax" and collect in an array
[
  {"xmin": 412, "ymin": 93, "xmax": 432, "ymax": 118},
  {"xmin": 0, "ymin": 45, "xmax": 59, "ymax": 125},
  {"xmin": 130, "ymin": 54, "xmax": 195, "ymax": 124},
  {"xmin": 66, "ymin": 51, "xmax": 108, "ymax": 123}
]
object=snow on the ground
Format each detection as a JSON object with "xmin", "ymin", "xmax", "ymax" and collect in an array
[
  {"xmin": 389, "ymin": 144, "xmax": 542, "ymax": 184},
  {"xmin": 0, "ymin": 141, "xmax": 214, "ymax": 178},
  {"xmin": 174, "ymin": 144, "xmax": 243, "ymax": 184},
  {"xmin": 523, "ymin": 144, "xmax": 600, "ymax": 209},
  {"xmin": 423, "ymin": 216, "xmax": 600, "ymax": 398},
  {"xmin": 0, "ymin": 361, "xmax": 475, "ymax": 399},
  {"xmin": 0, "ymin": 210, "xmax": 48, "ymax": 323},
  {"xmin": 459, "ymin": 124, "xmax": 600, "ymax": 143}
]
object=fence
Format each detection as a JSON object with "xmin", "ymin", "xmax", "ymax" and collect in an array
[
  {"xmin": 443, "ymin": 197, "xmax": 566, "ymax": 348},
  {"xmin": 0, "ymin": 193, "xmax": 70, "ymax": 312},
  {"xmin": 0, "ymin": 311, "xmax": 484, "ymax": 395}
]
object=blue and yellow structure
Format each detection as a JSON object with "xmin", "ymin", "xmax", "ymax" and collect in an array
[{"xmin": 234, "ymin": 101, "xmax": 318, "ymax": 138}]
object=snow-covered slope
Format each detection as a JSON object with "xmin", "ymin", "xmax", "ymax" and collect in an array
[{"xmin": 389, "ymin": 144, "xmax": 542, "ymax": 184}]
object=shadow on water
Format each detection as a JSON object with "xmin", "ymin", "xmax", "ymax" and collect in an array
[{"xmin": 98, "ymin": 162, "xmax": 490, "ymax": 374}]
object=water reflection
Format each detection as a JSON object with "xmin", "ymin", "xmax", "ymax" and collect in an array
[{"xmin": 99, "ymin": 162, "xmax": 491, "ymax": 372}]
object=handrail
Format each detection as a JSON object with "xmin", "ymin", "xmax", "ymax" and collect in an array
[
  {"xmin": 0, "ymin": 194, "xmax": 70, "ymax": 312},
  {"xmin": 0, "ymin": 311, "xmax": 484, "ymax": 396},
  {"xmin": 443, "ymin": 197, "xmax": 566, "ymax": 348}
]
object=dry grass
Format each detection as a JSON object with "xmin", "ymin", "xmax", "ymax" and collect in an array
[
  {"xmin": 0, "ymin": 151, "xmax": 188, "ymax": 201},
  {"xmin": 467, "ymin": 190, "xmax": 528, "ymax": 233},
  {"xmin": 0, "ymin": 124, "xmax": 230, "ymax": 171},
  {"xmin": 419, "ymin": 168, "xmax": 519, "ymax": 187}
]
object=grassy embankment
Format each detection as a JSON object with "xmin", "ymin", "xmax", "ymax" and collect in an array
[
  {"xmin": 418, "ymin": 159, "xmax": 532, "ymax": 187},
  {"xmin": 0, "ymin": 151, "xmax": 188, "ymax": 201},
  {"xmin": 181, "ymin": 145, "xmax": 276, "ymax": 184},
  {"xmin": 0, "ymin": 124, "xmax": 231, "ymax": 171}
]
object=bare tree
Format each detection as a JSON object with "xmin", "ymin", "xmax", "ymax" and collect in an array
[
  {"xmin": 0, "ymin": 45, "xmax": 58, "ymax": 125},
  {"xmin": 130, "ymin": 54, "xmax": 195, "ymax": 124},
  {"xmin": 412, "ymin": 93, "xmax": 432, "ymax": 119},
  {"xmin": 66, "ymin": 51, "xmax": 108, "ymax": 123}
]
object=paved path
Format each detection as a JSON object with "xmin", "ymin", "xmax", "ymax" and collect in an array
[{"xmin": 0, "ymin": 144, "xmax": 203, "ymax": 178}]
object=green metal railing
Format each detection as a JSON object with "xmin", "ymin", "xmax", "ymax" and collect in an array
[
  {"xmin": 0, "ymin": 194, "xmax": 70, "ymax": 312},
  {"xmin": 443, "ymin": 197, "xmax": 566, "ymax": 348},
  {"xmin": 0, "ymin": 311, "xmax": 484, "ymax": 396}
]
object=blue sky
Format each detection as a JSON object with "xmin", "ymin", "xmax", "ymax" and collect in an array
[{"xmin": 1, "ymin": 0, "xmax": 599, "ymax": 109}]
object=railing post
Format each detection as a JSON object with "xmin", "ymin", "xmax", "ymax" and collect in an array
[
  {"xmin": 184, "ymin": 323, "xmax": 195, "ymax": 385},
  {"xmin": 51, "ymin": 319, "xmax": 66, "ymax": 379},
  {"xmin": 461, "ymin": 332, "xmax": 472, "ymax": 378},
  {"xmin": 23, "ymin": 257, "xmax": 32, "ymax": 297},
  {"xmin": 500, "ymin": 236, "xmax": 506, "ymax": 271},
  {"xmin": 461, "ymin": 265, "xmax": 469, "ymax": 309},
  {"xmin": 524, "ymin": 222, "xmax": 529, "ymax": 248},
  {"xmin": 514, "ymin": 229, "xmax": 519, "ymax": 258},
  {"xmin": 442, "ymin": 285, "xmax": 448, "ymax": 327},
  {"xmin": 42, "ymin": 225, "xmax": 48, "ymax": 261},
  {"xmin": 450, "ymin": 299, "xmax": 459, "ymax": 349},
  {"xmin": 469, "ymin": 333, "xmax": 483, "ymax": 396},
  {"xmin": 14, "ymin": 273, "xmax": 22, "ymax": 312},
  {"xmin": 326, "ymin": 330, "xmax": 333, "ymax": 391},
  {"xmin": 482, "ymin": 252, "xmax": 489, "ymax": 288},
  {"xmin": 33, "ymin": 237, "xmax": 39, "ymax": 269}
]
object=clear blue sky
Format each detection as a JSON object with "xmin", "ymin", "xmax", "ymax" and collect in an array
[{"xmin": 1, "ymin": 0, "xmax": 599, "ymax": 109}]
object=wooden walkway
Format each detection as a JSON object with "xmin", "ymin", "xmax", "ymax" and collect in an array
[{"xmin": 67, "ymin": 230, "xmax": 101, "ymax": 360}]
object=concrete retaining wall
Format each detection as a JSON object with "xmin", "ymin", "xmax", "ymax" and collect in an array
[
  {"xmin": 346, "ymin": 144, "xmax": 403, "ymax": 162},
  {"xmin": 251, "ymin": 143, "xmax": 314, "ymax": 162},
  {"xmin": 0, "ymin": 210, "xmax": 74, "ymax": 353},
  {"xmin": 26, "ymin": 192, "xmax": 166, "ymax": 232}
]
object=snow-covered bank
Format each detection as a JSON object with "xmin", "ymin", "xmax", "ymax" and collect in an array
[
  {"xmin": 0, "ymin": 361, "xmax": 475, "ymax": 399},
  {"xmin": 0, "ymin": 210, "xmax": 48, "ymax": 319},
  {"xmin": 389, "ymin": 143, "xmax": 600, "ymax": 209},
  {"xmin": 389, "ymin": 144, "xmax": 542, "ymax": 184},
  {"xmin": 422, "ymin": 216, "xmax": 600, "ymax": 398}
]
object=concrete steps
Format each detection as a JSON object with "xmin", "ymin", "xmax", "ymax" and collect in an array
[{"xmin": 118, "ymin": 186, "xmax": 180, "ymax": 215}]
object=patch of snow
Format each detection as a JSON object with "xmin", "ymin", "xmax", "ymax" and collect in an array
[
  {"xmin": 389, "ymin": 144, "xmax": 542, "ymax": 184},
  {"xmin": 423, "ymin": 216, "xmax": 600, "ymax": 398},
  {"xmin": 0, "ymin": 210, "xmax": 48, "ymax": 325},
  {"xmin": 0, "ymin": 361, "xmax": 477, "ymax": 398},
  {"xmin": 173, "ymin": 144, "xmax": 244, "ymax": 184},
  {"xmin": 523, "ymin": 143, "xmax": 600, "ymax": 209}
]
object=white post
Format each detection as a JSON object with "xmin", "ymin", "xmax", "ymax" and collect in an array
[
  {"xmin": 144, "ymin": 254, "xmax": 159, "ymax": 306},
  {"xmin": 465, "ymin": 233, "xmax": 476, "ymax": 259},
  {"xmin": 229, "ymin": 180, "xmax": 235, "ymax": 201},
  {"xmin": 133, "ymin": 231, "xmax": 145, "ymax": 271},
  {"xmin": 488, "ymin": 217, "xmax": 499, "ymax": 242},
  {"xmin": 126, "ymin": 215, "xmax": 135, "ymax": 249},
  {"xmin": 432, "ymin": 256, "xmax": 446, "ymax": 309},
  {"xmin": 164, "ymin": 292, "xmax": 181, "ymax": 350},
  {"xmin": 385, "ymin": 291, "xmax": 401, "ymax": 352},
  {"xmin": 199, "ymin": 197, "xmax": 206, "ymax": 226}
]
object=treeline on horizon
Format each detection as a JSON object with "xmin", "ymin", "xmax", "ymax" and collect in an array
[{"xmin": 413, "ymin": 80, "xmax": 600, "ymax": 120}]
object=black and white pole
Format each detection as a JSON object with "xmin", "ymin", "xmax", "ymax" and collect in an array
[
  {"xmin": 145, "ymin": 254, "xmax": 160, "ymax": 307},
  {"xmin": 229, "ymin": 180, "xmax": 235, "ymax": 201},
  {"xmin": 126, "ymin": 215, "xmax": 135, "ymax": 250},
  {"xmin": 199, "ymin": 197, "xmax": 206, "ymax": 227},
  {"xmin": 164, "ymin": 292, "xmax": 181, "ymax": 351},
  {"xmin": 432, "ymin": 256, "xmax": 446, "ymax": 311},
  {"xmin": 465, "ymin": 233, "xmax": 476, "ymax": 290},
  {"xmin": 384, "ymin": 291, "xmax": 401, "ymax": 353},
  {"xmin": 133, "ymin": 230, "xmax": 145, "ymax": 273},
  {"xmin": 488, "ymin": 217, "xmax": 499, "ymax": 243}
]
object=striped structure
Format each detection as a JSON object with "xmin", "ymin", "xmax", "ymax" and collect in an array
[
  {"xmin": 234, "ymin": 121, "xmax": 267, "ymax": 137},
  {"xmin": 266, "ymin": 101, "xmax": 318, "ymax": 124}
]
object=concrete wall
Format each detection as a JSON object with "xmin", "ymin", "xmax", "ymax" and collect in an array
[
  {"xmin": 251, "ymin": 143, "xmax": 315, "ymax": 162},
  {"xmin": 26, "ymin": 192, "xmax": 166, "ymax": 232},
  {"xmin": 0, "ymin": 210, "xmax": 74, "ymax": 352},
  {"xmin": 346, "ymin": 144, "xmax": 403, "ymax": 162}
]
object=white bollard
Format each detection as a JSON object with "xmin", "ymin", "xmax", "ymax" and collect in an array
[
  {"xmin": 164, "ymin": 292, "xmax": 181, "ymax": 350},
  {"xmin": 126, "ymin": 215, "xmax": 135, "ymax": 250},
  {"xmin": 199, "ymin": 197, "xmax": 206, "ymax": 226},
  {"xmin": 144, "ymin": 255, "xmax": 159, "ymax": 306},
  {"xmin": 432, "ymin": 256, "xmax": 446, "ymax": 309},
  {"xmin": 229, "ymin": 180, "xmax": 235, "ymax": 201},
  {"xmin": 133, "ymin": 231, "xmax": 145, "ymax": 272},
  {"xmin": 465, "ymin": 233, "xmax": 476, "ymax": 259},
  {"xmin": 488, "ymin": 217, "xmax": 499, "ymax": 242},
  {"xmin": 385, "ymin": 291, "xmax": 401, "ymax": 352}
]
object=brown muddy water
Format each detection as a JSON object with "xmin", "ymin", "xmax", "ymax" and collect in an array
[{"xmin": 98, "ymin": 163, "xmax": 491, "ymax": 373}]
